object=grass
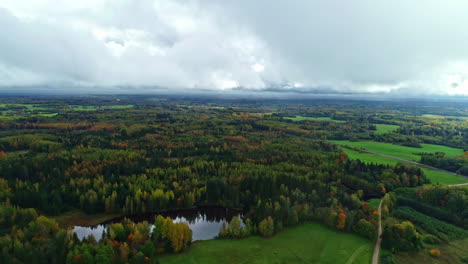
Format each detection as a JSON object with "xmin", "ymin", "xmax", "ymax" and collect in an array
[
  {"xmin": 330, "ymin": 140, "xmax": 464, "ymax": 161},
  {"xmin": 337, "ymin": 148, "xmax": 468, "ymax": 185},
  {"xmin": 208, "ymin": 106, "xmax": 225, "ymax": 109},
  {"xmin": 422, "ymin": 169, "xmax": 468, "ymax": 185},
  {"xmin": 23, "ymin": 104, "xmax": 48, "ymax": 111},
  {"xmin": 0, "ymin": 104, "xmax": 48, "ymax": 111},
  {"xmin": 52, "ymin": 209, "xmax": 121, "ymax": 227},
  {"xmin": 69, "ymin": 105, "xmax": 134, "ymax": 111},
  {"xmin": 104, "ymin": 105, "xmax": 134, "ymax": 109},
  {"xmin": 374, "ymin": 124, "xmax": 400, "ymax": 134},
  {"xmin": 422, "ymin": 114, "xmax": 468, "ymax": 120},
  {"xmin": 340, "ymin": 148, "xmax": 399, "ymax": 165},
  {"xmin": 160, "ymin": 222, "xmax": 373, "ymax": 264},
  {"xmin": 395, "ymin": 238, "xmax": 468, "ymax": 264},
  {"xmin": 367, "ymin": 198, "xmax": 381, "ymax": 210},
  {"xmin": 285, "ymin": 115, "xmax": 346, "ymax": 123},
  {"xmin": 37, "ymin": 113, "xmax": 58, "ymax": 117},
  {"xmin": 0, "ymin": 104, "xmax": 51, "ymax": 116},
  {"xmin": 0, "ymin": 113, "xmax": 58, "ymax": 118},
  {"xmin": 70, "ymin": 105, "xmax": 97, "ymax": 111}
]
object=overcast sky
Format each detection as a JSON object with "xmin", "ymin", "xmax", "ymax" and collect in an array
[{"xmin": 0, "ymin": 0, "xmax": 468, "ymax": 96}]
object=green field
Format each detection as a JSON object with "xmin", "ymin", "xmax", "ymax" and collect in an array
[
  {"xmin": 160, "ymin": 222, "xmax": 373, "ymax": 264},
  {"xmin": 367, "ymin": 198, "xmax": 381, "ymax": 210},
  {"xmin": 330, "ymin": 140, "xmax": 463, "ymax": 161},
  {"xmin": 0, "ymin": 104, "xmax": 49, "ymax": 115},
  {"xmin": 23, "ymin": 104, "xmax": 48, "ymax": 111},
  {"xmin": 0, "ymin": 104, "xmax": 48, "ymax": 111},
  {"xmin": 37, "ymin": 113, "xmax": 58, "ymax": 117},
  {"xmin": 70, "ymin": 105, "xmax": 134, "ymax": 111},
  {"xmin": 104, "ymin": 105, "xmax": 134, "ymax": 109},
  {"xmin": 285, "ymin": 116, "xmax": 346, "ymax": 123},
  {"xmin": 422, "ymin": 114, "xmax": 468, "ymax": 121},
  {"xmin": 69, "ymin": 105, "xmax": 97, "ymax": 111},
  {"xmin": 374, "ymin": 124, "xmax": 400, "ymax": 134},
  {"xmin": 337, "ymin": 147, "xmax": 468, "ymax": 185}
]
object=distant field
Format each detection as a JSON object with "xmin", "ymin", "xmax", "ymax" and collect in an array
[
  {"xmin": 37, "ymin": 113, "xmax": 58, "ymax": 117},
  {"xmin": 422, "ymin": 114, "xmax": 468, "ymax": 120},
  {"xmin": 374, "ymin": 124, "xmax": 400, "ymax": 134},
  {"xmin": 160, "ymin": 222, "xmax": 372, "ymax": 264},
  {"xmin": 330, "ymin": 140, "xmax": 463, "ymax": 161},
  {"xmin": 0, "ymin": 103, "xmax": 49, "ymax": 114},
  {"xmin": 70, "ymin": 105, "xmax": 134, "ymax": 111},
  {"xmin": 0, "ymin": 103, "xmax": 134, "ymax": 116},
  {"xmin": 69, "ymin": 105, "xmax": 97, "ymax": 111},
  {"xmin": 23, "ymin": 104, "xmax": 48, "ymax": 111},
  {"xmin": 337, "ymin": 147, "xmax": 468, "ymax": 185},
  {"xmin": 104, "ymin": 105, "xmax": 134, "ymax": 109},
  {"xmin": 0, "ymin": 104, "xmax": 48, "ymax": 110},
  {"xmin": 285, "ymin": 115, "xmax": 346, "ymax": 123}
]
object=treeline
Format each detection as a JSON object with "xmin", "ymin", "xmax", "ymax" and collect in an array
[
  {"xmin": 394, "ymin": 185, "xmax": 467, "ymax": 228},
  {"xmin": 379, "ymin": 185, "xmax": 468, "ymax": 254},
  {"xmin": 343, "ymin": 160, "xmax": 428, "ymax": 194},
  {"xmin": 393, "ymin": 123, "xmax": 467, "ymax": 150},
  {"xmin": 0, "ymin": 134, "xmax": 427, "ymax": 218},
  {"xmin": 219, "ymin": 191, "xmax": 380, "ymax": 241},
  {"xmin": 393, "ymin": 207, "xmax": 468, "ymax": 241},
  {"xmin": 420, "ymin": 152, "xmax": 468, "ymax": 175},
  {"xmin": 0, "ymin": 202, "xmax": 191, "ymax": 264}
]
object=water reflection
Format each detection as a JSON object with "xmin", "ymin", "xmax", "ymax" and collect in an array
[{"xmin": 73, "ymin": 206, "xmax": 243, "ymax": 242}]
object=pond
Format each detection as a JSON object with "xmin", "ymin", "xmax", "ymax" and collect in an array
[{"xmin": 73, "ymin": 206, "xmax": 243, "ymax": 242}]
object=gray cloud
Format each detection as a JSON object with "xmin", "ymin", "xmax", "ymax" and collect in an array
[
  {"xmin": 0, "ymin": 7, "xmax": 112, "ymax": 86},
  {"xmin": 0, "ymin": 0, "xmax": 468, "ymax": 95},
  {"xmin": 204, "ymin": 0, "xmax": 468, "ymax": 94}
]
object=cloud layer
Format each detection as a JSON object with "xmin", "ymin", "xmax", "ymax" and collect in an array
[{"xmin": 0, "ymin": 0, "xmax": 468, "ymax": 95}]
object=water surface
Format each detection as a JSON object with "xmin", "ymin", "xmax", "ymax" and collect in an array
[{"xmin": 73, "ymin": 206, "xmax": 243, "ymax": 241}]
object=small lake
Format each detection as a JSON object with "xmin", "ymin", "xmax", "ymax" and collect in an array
[{"xmin": 73, "ymin": 206, "xmax": 243, "ymax": 242}]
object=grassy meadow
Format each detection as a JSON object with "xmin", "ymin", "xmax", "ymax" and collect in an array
[
  {"xmin": 422, "ymin": 114, "xmax": 468, "ymax": 121},
  {"xmin": 285, "ymin": 115, "xmax": 346, "ymax": 123},
  {"xmin": 69, "ymin": 105, "xmax": 134, "ymax": 111},
  {"xmin": 160, "ymin": 222, "xmax": 373, "ymax": 264},
  {"xmin": 330, "ymin": 140, "xmax": 464, "ymax": 160},
  {"xmin": 367, "ymin": 198, "xmax": 381, "ymax": 210},
  {"xmin": 336, "ymin": 147, "xmax": 468, "ymax": 185},
  {"xmin": 0, "ymin": 103, "xmax": 135, "ymax": 118},
  {"xmin": 374, "ymin": 124, "xmax": 400, "ymax": 134}
]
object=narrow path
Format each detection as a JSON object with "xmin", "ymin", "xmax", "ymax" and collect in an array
[
  {"xmin": 371, "ymin": 199, "xmax": 383, "ymax": 264},
  {"xmin": 360, "ymin": 150, "xmax": 468, "ymax": 179}
]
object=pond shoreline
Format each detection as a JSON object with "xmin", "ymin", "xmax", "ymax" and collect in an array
[
  {"xmin": 98, "ymin": 205, "xmax": 245, "ymax": 226},
  {"xmin": 72, "ymin": 206, "xmax": 245, "ymax": 242}
]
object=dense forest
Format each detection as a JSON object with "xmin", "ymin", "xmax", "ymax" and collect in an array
[{"xmin": 0, "ymin": 95, "xmax": 466, "ymax": 263}]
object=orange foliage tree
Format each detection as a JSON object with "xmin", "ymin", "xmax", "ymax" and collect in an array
[{"xmin": 336, "ymin": 210, "xmax": 346, "ymax": 230}]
